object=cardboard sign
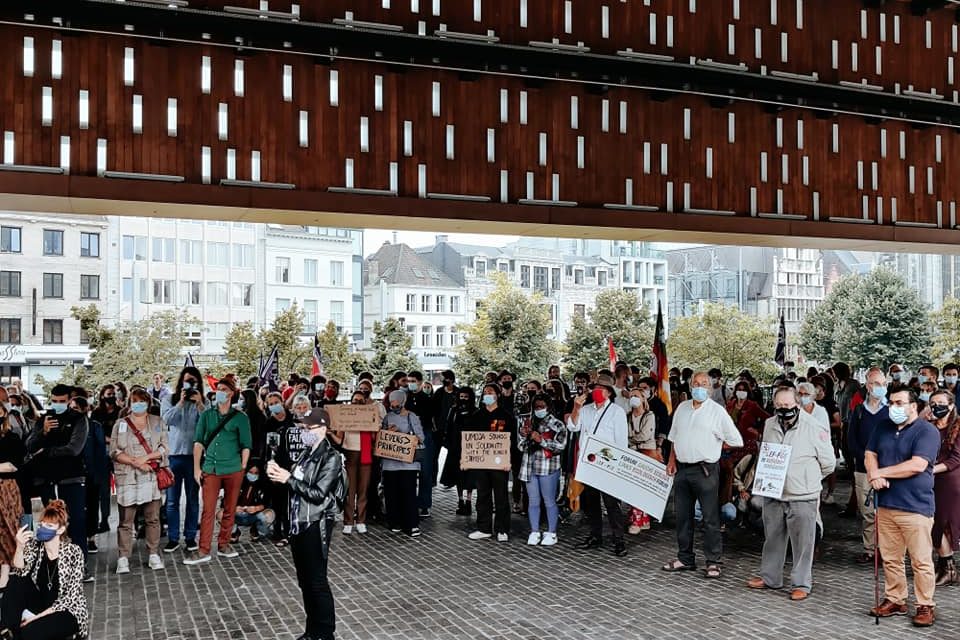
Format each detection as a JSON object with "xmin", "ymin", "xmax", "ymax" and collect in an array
[
  {"xmin": 753, "ymin": 442, "xmax": 793, "ymax": 499},
  {"xmin": 574, "ymin": 436, "xmax": 674, "ymax": 521},
  {"xmin": 374, "ymin": 430, "xmax": 419, "ymax": 463},
  {"xmin": 460, "ymin": 431, "xmax": 512, "ymax": 471},
  {"xmin": 326, "ymin": 404, "xmax": 381, "ymax": 432}
]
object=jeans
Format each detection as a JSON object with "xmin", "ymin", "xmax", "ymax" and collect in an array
[
  {"xmin": 383, "ymin": 470, "xmax": 419, "ymax": 532},
  {"xmin": 526, "ymin": 470, "xmax": 561, "ymax": 533},
  {"xmin": 166, "ymin": 454, "xmax": 200, "ymax": 543},
  {"xmin": 759, "ymin": 498, "xmax": 819, "ymax": 593},
  {"xmin": 475, "ymin": 470, "xmax": 510, "ymax": 535},
  {"xmin": 291, "ymin": 519, "xmax": 336, "ymax": 640},
  {"xmin": 0, "ymin": 576, "xmax": 79, "ymax": 640},
  {"xmin": 674, "ymin": 462, "xmax": 721, "ymax": 567},
  {"xmin": 198, "ymin": 471, "xmax": 243, "ymax": 556},
  {"xmin": 417, "ymin": 430, "xmax": 435, "ymax": 510},
  {"xmin": 40, "ymin": 482, "xmax": 87, "ymax": 559},
  {"xmin": 234, "ymin": 510, "xmax": 273, "ymax": 537}
]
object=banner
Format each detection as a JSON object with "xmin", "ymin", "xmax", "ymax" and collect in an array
[
  {"xmin": 375, "ymin": 430, "xmax": 419, "ymax": 463},
  {"xmin": 312, "ymin": 335, "xmax": 324, "ymax": 377},
  {"xmin": 326, "ymin": 404, "xmax": 381, "ymax": 432},
  {"xmin": 460, "ymin": 431, "xmax": 512, "ymax": 471},
  {"xmin": 753, "ymin": 442, "xmax": 793, "ymax": 499},
  {"xmin": 651, "ymin": 301, "xmax": 672, "ymax": 414},
  {"xmin": 775, "ymin": 314, "xmax": 787, "ymax": 367},
  {"xmin": 574, "ymin": 436, "xmax": 674, "ymax": 521}
]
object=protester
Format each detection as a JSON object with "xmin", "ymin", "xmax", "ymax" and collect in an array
[
  {"xmin": 330, "ymin": 391, "xmax": 373, "ymax": 535},
  {"xmin": 464, "ymin": 384, "xmax": 515, "ymax": 542},
  {"xmin": 378, "ymin": 390, "xmax": 425, "ymax": 537},
  {"xmin": 663, "ymin": 372, "xmax": 743, "ymax": 578},
  {"xmin": 230, "ymin": 461, "xmax": 274, "ymax": 542},
  {"xmin": 431, "ymin": 370, "xmax": 458, "ymax": 483},
  {"xmin": 722, "ymin": 381, "xmax": 768, "ymax": 504},
  {"xmin": 265, "ymin": 392, "xmax": 300, "ymax": 547},
  {"xmin": 161, "ymin": 367, "xmax": 206, "ymax": 554},
  {"xmin": 626, "ymin": 389, "xmax": 658, "ymax": 534},
  {"xmin": 929, "ymin": 389, "xmax": 960, "ymax": 586},
  {"xmin": 0, "ymin": 404, "xmax": 24, "ymax": 590},
  {"xmin": 440, "ymin": 387, "xmax": 476, "ymax": 516},
  {"xmin": 797, "ymin": 382, "xmax": 830, "ymax": 432},
  {"xmin": 866, "ymin": 387, "xmax": 940, "ymax": 627},
  {"xmin": 810, "ymin": 375, "xmax": 842, "ymax": 505},
  {"xmin": 518, "ymin": 395, "xmax": 567, "ymax": 547},
  {"xmin": 943, "ymin": 364, "xmax": 959, "ymax": 395},
  {"xmin": 747, "ymin": 387, "xmax": 836, "ymax": 600},
  {"xmin": 110, "ymin": 388, "xmax": 168, "ymax": 574},
  {"xmin": 150, "ymin": 373, "xmax": 171, "ymax": 406},
  {"xmin": 733, "ymin": 451, "xmax": 763, "ymax": 530},
  {"xmin": 404, "ymin": 372, "xmax": 435, "ymax": 519},
  {"xmin": 72, "ymin": 397, "xmax": 107, "ymax": 556},
  {"xmin": 708, "ymin": 368, "xmax": 727, "ymax": 405}
]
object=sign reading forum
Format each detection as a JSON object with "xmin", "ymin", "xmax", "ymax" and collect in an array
[{"xmin": 460, "ymin": 432, "xmax": 512, "ymax": 471}]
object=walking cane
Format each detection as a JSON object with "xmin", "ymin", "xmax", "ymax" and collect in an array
[{"xmin": 871, "ymin": 489, "xmax": 879, "ymax": 625}]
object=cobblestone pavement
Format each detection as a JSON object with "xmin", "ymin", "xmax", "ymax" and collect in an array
[{"xmin": 86, "ymin": 476, "xmax": 960, "ymax": 640}]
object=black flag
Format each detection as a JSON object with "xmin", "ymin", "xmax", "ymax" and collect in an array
[{"xmin": 775, "ymin": 314, "xmax": 787, "ymax": 367}]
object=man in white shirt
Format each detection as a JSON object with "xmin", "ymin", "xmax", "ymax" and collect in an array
[
  {"xmin": 567, "ymin": 374, "xmax": 629, "ymax": 557},
  {"xmin": 663, "ymin": 371, "xmax": 743, "ymax": 578}
]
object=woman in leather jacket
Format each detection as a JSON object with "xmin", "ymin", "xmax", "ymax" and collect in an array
[{"xmin": 267, "ymin": 408, "xmax": 344, "ymax": 640}]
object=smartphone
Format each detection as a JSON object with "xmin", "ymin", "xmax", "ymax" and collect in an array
[{"xmin": 266, "ymin": 432, "xmax": 280, "ymax": 459}]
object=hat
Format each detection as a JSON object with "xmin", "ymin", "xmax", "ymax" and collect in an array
[
  {"xmin": 301, "ymin": 408, "xmax": 330, "ymax": 428},
  {"xmin": 592, "ymin": 374, "xmax": 617, "ymax": 395},
  {"xmin": 388, "ymin": 389, "xmax": 407, "ymax": 404}
]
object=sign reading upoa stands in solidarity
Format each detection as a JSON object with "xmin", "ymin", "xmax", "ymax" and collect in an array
[
  {"xmin": 374, "ymin": 430, "xmax": 419, "ymax": 463},
  {"xmin": 752, "ymin": 442, "xmax": 793, "ymax": 499},
  {"xmin": 574, "ymin": 436, "xmax": 673, "ymax": 521},
  {"xmin": 460, "ymin": 432, "xmax": 512, "ymax": 471},
  {"xmin": 326, "ymin": 404, "xmax": 381, "ymax": 432}
]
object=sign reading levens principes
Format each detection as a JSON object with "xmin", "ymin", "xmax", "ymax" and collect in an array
[
  {"xmin": 326, "ymin": 404, "xmax": 381, "ymax": 431},
  {"xmin": 460, "ymin": 432, "xmax": 512, "ymax": 471},
  {"xmin": 752, "ymin": 442, "xmax": 793, "ymax": 499},
  {"xmin": 574, "ymin": 436, "xmax": 674, "ymax": 522},
  {"xmin": 374, "ymin": 430, "xmax": 419, "ymax": 463}
]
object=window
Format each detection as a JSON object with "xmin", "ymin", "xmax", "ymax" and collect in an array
[
  {"xmin": 436, "ymin": 326, "xmax": 446, "ymax": 347},
  {"xmin": 43, "ymin": 319, "xmax": 63, "ymax": 344},
  {"xmin": 0, "ymin": 227, "xmax": 21, "ymax": 253},
  {"xmin": 80, "ymin": 232, "xmax": 100, "ymax": 257},
  {"xmin": 304, "ymin": 259, "xmax": 318, "ymax": 285},
  {"xmin": 180, "ymin": 239, "xmax": 202, "ymax": 264},
  {"xmin": 276, "ymin": 257, "xmax": 290, "ymax": 283},
  {"xmin": 181, "ymin": 281, "xmax": 201, "ymax": 305},
  {"xmin": 421, "ymin": 295, "xmax": 432, "ymax": 313},
  {"xmin": 406, "ymin": 294, "xmax": 416, "ymax": 312},
  {"xmin": 598, "ymin": 270, "xmax": 608, "ymax": 286},
  {"xmin": 421, "ymin": 325, "xmax": 432, "ymax": 348},
  {"xmin": 207, "ymin": 242, "xmax": 229, "ymax": 267},
  {"xmin": 330, "ymin": 261, "xmax": 345, "ymax": 286},
  {"xmin": 152, "ymin": 237, "xmax": 175, "ymax": 262},
  {"xmin": 122, "ymin": 235, "xmax": 147, "ymax": 260},
  {"xmin": 330, "ymin": 301, "xmax": 344, "ymax": 330},
  {"xmin": 551, "ymin": 268, "xmax": 561, "ymax": 291},
  {"xmin": 0, "ymin": 271, "xmax": 20, "ymax": 297},
  {"xmin": 475, "ymin": 260, "xmax": 486, "ymax": 276},
  {"xmin": 80, "ymin": 275, "xmax": 99, "ymax": 299},
  {"xmin": 436, "ymin": 295, "xmax": 446, "ymax": 313},
  {"xmin": 206, "ymin": 322, "xmax": 230, "ymax": 339},
  {"xmin": 152, "ymin": 279, "xmax": 174, "ymax": 304},
  {"xmin": 139, "ymin": 278, "xmax": 150, "ymax": 303},
  {"xmin": 122, "ymin": 278, "xmax": 133, "ymax": 302},
  {"xmin": 207, "ymin": 282, "xmax": 228, "ymax": 306},
  {"xmin": 275, "ymin": 298, "xmax": 291, "ymax": 316},
  {"xmin": 42, "ymin": 273, "xmax": 63, "ymax": 298},
  {"xmin": 574, "ymin": 304, "xmax": 586, "ymax": 319},
  {"xmin": 232, "ymin": 244, "xmax": 254, "ymax": 268},
  {"xmin": 79, "ymin": 324, "xmax": 90, "ymax": 345},
  {"xmin": 0, "ymin": 319, "xmax": 21, "ymax": 344},
  {"xmin": 232, "ymin": 283, "xmax": 253, "ymax": 307},
  {"xmin": 520, "ymin": 265, "xmax": 531, "ymax": 288},
  {"xmin": 303, "ymin": 300, "xmax": 318, "ymax": 333},
  {"xmin": 574, "ymin": 269, "xmax": 584, "ymax": 285},
  {"xmin": 42, "ymin": 229, "xmax": 63, "ymax": 255},
  {"xmin": 451, "ymin": 296, "xmax": 461, "ymax": 314},
  {"xmin": 534, "ymin": 266, "xmax": 548, "ymax": 293}
]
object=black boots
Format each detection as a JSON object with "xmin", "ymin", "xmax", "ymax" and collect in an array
[
  {"xmin": 456, "ymin": 499, "xmax": 472, "ymax": 516},
  {"xmin": 936, "ymin": 557, "xmax": 958, "ymax": 587}
]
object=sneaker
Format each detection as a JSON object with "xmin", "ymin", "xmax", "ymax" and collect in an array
[
  {"xmin": 540, "ymin": 532, "xmax": 558, "ymax": 546},
  {"xmin": 527, "ymin": 532, "xmax": 542, "ymax": 546},
  {"xmin": 83, "ymin": 572, "xmax": 95, "ymax": 583},
  {"xmin": 148, "ymin": 554, "xmax": 164, "ymax": 571},
  {"xmin": 218, "ymin": 544, "xmax": 239, "ymax": 559},
  {"xmin": 419, "ymin": 508, "xmax": 431, "ymax": 519},
  {"xmin": 497, "ymin": 533, "xmax": 509, "ymax": 542},
  {"xmin": 410, "ymin": 528, "xmax": 421, "ymax": 538},
  {"xmin": 182, "ymin": 551, "xmax": 212, "ymax": 565},
  {"xmin": 355, "ymin": 524, "xmax": 368, "ymax": 534},
  {"xmin": 164, "ymin": 540, "xmax": 181, "ymax": 554},
  {"xmin": 390, "ymin": 528, "xmax": 402, "ymax": 533},
  {"xmin": 184, "ymin": 539, "xmax": 199, "ymax": 552},
  {"xmin": 87, "ymin": 539, "xmax": 99, "ymax": 554},
  {"xmin": 343, "ymin": 525, "xmax": 353, "ymax": 535},
  {"xmin": 468, "ymin": 530, "xmax": 492, "ymax": 540},
  {"xmin": 115, "ymin": 557, "xmax": 130, "ymax": 575}
]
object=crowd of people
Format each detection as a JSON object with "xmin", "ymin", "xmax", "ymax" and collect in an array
[{"xmin": 0, "ymin": 354, "xmax": 958, "ymax": 637}]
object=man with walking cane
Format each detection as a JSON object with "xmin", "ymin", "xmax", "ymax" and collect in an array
[{"xmin": 864, "ymin": 387, "xmax": 940, "ymax": 627}]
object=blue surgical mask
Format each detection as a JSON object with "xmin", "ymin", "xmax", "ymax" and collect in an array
[
  {"xmin": 130, "ymin": 401, "xmax": 149, "ymax": 415},
  {"xmin": 36, "ymin": 525, "xmax": 58, "ymax": 542},
  {"xmin": 482, "ymin": 394, "xmax": 496, "ymax": 406},
  {"xmin": 946, "ymin": 375, "xmax": 958, "ymax": 386},
  {"xmin": 50, "ymin": 402, "xmax": 68, "ymax": 415},
  {"xmin": 390, "ymin": 405, "xmax": 403, "ymax": 414},
  {"xmin": 871, "ymin": 385, "xmax": 887, "ymax": 400},
  {"xmin": 691, "ymin": 387, "xmax": 709, "ymax": 403},
  {"xmin": 407, "ymin": 383, "xmax": 420, "ymax": 392},
  {"xmin": 246, "ymin": 473, "xmax": 259, "ymax": 483},
  {"xmin": 269, "ymin": 404, "xmax": 283, "ymax": 415},
  {"xmin": 183, "ymin": 381, "xmax": 193, "ymax": 390},
  {"xmin": 891, "ymin": 372, "xmax": 903, "ymax": 381},
  {"xmin": 889, "ymin": 405, "xmax": 908, "ymax": 425},
  {"xmin": 800, "ymin": 396, "xmax": 813, "ymax": 406},
  {"xmin": 918, "ymin": 375, "xmax": 929, "ymax": 384},
  {"xmin": 301, "ymin": 429, "xmax": 320, "ymax": 447},
  {"xmin": 215, "ymin": 390, "xmax": 229, "ymax": 405},
  {"xmin": 534, "ymin": 409, "xmax": 548, "ymax": 419},
  {"xmin": 920, "ymin": 392, "xmax": 931, "ymax": 402}
]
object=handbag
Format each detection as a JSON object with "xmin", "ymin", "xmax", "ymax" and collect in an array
[
  {"xmin": 407, "ymin": 414, "xmax": 427, "ymax": 464},
  {"xmin": 126, "ymin": 418, "xmax": 174, "ymax": 491}
]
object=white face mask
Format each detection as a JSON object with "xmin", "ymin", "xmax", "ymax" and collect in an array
[
  {"xmin": 735, "ymin": 390, "xmax": 748, "ymax": 400},
  {"xmin": 629, "ymin": 396, "xmax": 643, "ymax": 408}
]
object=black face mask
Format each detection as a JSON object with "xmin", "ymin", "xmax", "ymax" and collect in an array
[
  {"xmin": 931, "ymin": 404, "xmax": 952, "ymax": 419},
  {"xmin": 103, "ymin": 396, "xmax": 117, "ymax": 405},
  {"xmin": 776, "ymin": 407, "xmax": 800, "ymax": 425},
  {"xmin": 501, "ymin": 380, "xmax": 513, "ymax": 389}
]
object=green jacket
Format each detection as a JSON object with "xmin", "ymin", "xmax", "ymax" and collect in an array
[{"xmin": 194, "ymin": 408, "xmax": 252, "ymax": 475}]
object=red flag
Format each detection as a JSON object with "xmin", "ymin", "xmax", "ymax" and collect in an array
[
  {"xmin": 651, "ymin": 302, "xmax": 672, "ymax": 413},
  {"xmin": 205, "ymin": 374, "xmax": 219, "ymax": 392},
  {"xmin": 607, "ymin": 336, "xmax": 617, "ymax": 371},
  {"xmin": 311, "ymin": 335, "xmax": 324, "ymax": 377}
]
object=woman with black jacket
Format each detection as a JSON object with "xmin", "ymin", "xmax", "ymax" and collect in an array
[
  {"xmin": 267, "ymin": 408, "xmax": 343, "ymax": 640},
  {"xmin": 439, "ymin": 387, "xmax": 476, "ymax": 516}
]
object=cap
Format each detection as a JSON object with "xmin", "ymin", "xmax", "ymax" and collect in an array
[{"xmin": 301, "ymin": 408, "xmax": 330, "ymax": 428}]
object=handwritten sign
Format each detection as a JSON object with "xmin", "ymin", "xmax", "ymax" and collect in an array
[
  {"xmin": 753, "ymin": 442, "xmax": 793, "ymax": 499},
  {"xmin": 461, "ymin": 431, "xmax": 512, "ymax": 471},
  {"xmin": 574, "ymin": 436, "xmax": 674, "ymax": 521},
  {"xmin": 374, "ymin": 430, "xmax": 419, "ymax": 463},
  {"xmin": 326, "ymin": 404, "xmax": 381, "ymax": 432}
]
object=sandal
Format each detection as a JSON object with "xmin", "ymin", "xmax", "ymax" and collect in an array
[
  {"xmin": 705, "ymin": 563, "xmax": 722, "ymax": 579},
  {"xmin": 273, "ymin": 538, "xmax": 289, "ymax": 548},
  {"xmin": 662, "ymin": 559, "xmax": 696, "ymax": 572}
]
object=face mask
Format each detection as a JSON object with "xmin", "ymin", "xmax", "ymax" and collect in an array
[
  {"xmin": 919, "ymin": 392, "xmax": 931, "ymax": 402},
  {"xmin": 314, "ymin": 384, "xmax": 323, "ymax": 391},
  {"xmin": 36, "ymin": 525, "xmax": 58, "ymax": 542},
  {"xmin": 891, "ymin": 372, "xmax": 903, "ymax": 381},
  {"xmin": 405, "ymin": 383, "xmax": 418, "ymax": 393},
  {"xmin": 889, "ymin": 405, "xmax": 908, "ymax": 425},
  {"xmin": 183, "ymin": 382, "xmax": 193, "ymax": 390},
  {"xmin": 390, "ymin": 405, "xmax": 403, "ymax": 414},
  {"xmin": 918, "ymin": 375, "xmax": 929, "ymax": 384},
  {"xmin": 871, "ymin": 385, "xmax": 886, "ymax": 399},
  {"xmin": 482, "ymin": 394, "xmax": 496, "ymax": 406},
  {"xmin": 215, "ymin": 390, "xmax": 229, "ymax": 405},
  {"xmin": 534, "ymin": 409, "xmax": 548, "ymax": 419},
  {"xmin": 246, "ymin": 473, "xmax": 259, "ymax": 483},
  {"xmin": 423, "ymin": 386, "xmax": 433, "ymax": 396},
  {"xmin": 946, "ymin": 375, "xmax": 958, "ymax": 385},
  {"xmin": 931, "ymin": 404, "xmax": 951, "ymax": 419},
  {"xmin": 324, "ymin": 389, "xmax": 337, "ymax": 399},
  {"xmin": 301, "ymin": 429, "xmax": 321, "ymax": 447},
  {"xmin": 269, "ymin": 404, "xmax": 283, "ymax": 416},
  {"xmin": 776, "ymin": 407, "xmax": 800, "ymax": 424},
  {"xmin": 800, "ymin": 396, "xmax": 813, "ymax": 406},
  {"xmin": 735, "ymin": 390, "xmax": 748, "ymax": 401},
  {"xmin": 642, "ymin": 389, "xmax": 651, "ymax": 400},
  {"xmin": 629, "ymin": 396, "xmax": 643, "ymax": 409},
  {"xmin": 104, "ymin": 396, "xmax": 117, "ymax": 405},
  {"xmin": 130, "ymin": 401, "xmax": 149, "ymax": 415},
  {"xmin": 501, "ymin": 380, "xmax": 513, "ymax": 390},
  {"xmin": 691, "ymin": 387, "xmax": 708, "ymax": 403},
  {"xmin": 592, "ymin": 388, "xmax": 607, "ymax": 405},
  {"xmin": 50, "ymin": 403, "xmax": 68, "ymax": 415}
]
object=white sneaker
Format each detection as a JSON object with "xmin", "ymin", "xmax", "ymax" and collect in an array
[
  {"xmin": 527, "ymin": 532, "xmax": 542, "ymax": 546},
  {"xmin": 468, "ymin": 530, "xmax": 492, "ymax": 540},
  {"xmin": 355, "ymin": 524, "xmax": 367, "ymax": 534},
  {"xmin": 116, "ymin": 557, "xmax": 130, "ymax": 575},
  {"xmin": 497, "ymin": 533, "xmax": 509, "ymax": 542},
  {"xmin": 343, "ymin": 525, "xmax": 353, "ymax": 535},
  {"xmin": 540, "ymin": 532, "xmax": 558, "ymax": 546},
  {"xmin": 148, "ymin": 554, "xmax": 164, "ymax": 571}
]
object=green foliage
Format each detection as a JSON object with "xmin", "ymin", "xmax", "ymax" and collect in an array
[
  {"xmin": 368, "ymin": 318, "xmax": 421, "ymax": 386},
  {"xmin": 563, "ymin": 289, "xmax": 654, "ymax": 373},
  {"xmin": 669, "ymin": 302, "xmax": 779, "ymax": 382},
  {"xmin": 315, "ymin": 321, "xmax": 354, "ymax": 383},
  {"xmin": 797, "ymin": 275, "xmax": 858, "ymax": 363},
  {"xmin": 453, "ymin": 272, "xmax": 558, "ymax": 387},
  {"xmin": 221, "ymin": 321, "xmax": 259, "ymax": 380},
  {"xmin": 259, "ymin": 304, "xmax": 312, "ymax": 376},
  {"xmin": 930, "ymin": 297, "xmax": 960, "ymax": 365}
]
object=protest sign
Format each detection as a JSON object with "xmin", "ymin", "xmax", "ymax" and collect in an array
[
  {"xmin": 752, "ymin": 442, "xmax": 793, "ymax": 499},
  {"xmin": 326, "ymin": 404, "xmax": 381, "ymax": 432},
  {"xmin": 460, "ymin": 431, "xmax": 512, "ymax": 471},
  {"xmin": 375, "ymin": 430, "xmax": 419, "ymax": 463}
]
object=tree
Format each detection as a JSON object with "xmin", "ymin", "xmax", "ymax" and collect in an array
[
  {"xmin": 833, "ymin": 267, "xmax": 931, "ymax": 369},
  {"xmin": 315, "ymin": 321, "xmax": 354, "ymax": 383},
  {"xmin": 453, "ymin": 272, "xmax": 558, "ymax": 387},
  {"xmin": 368, "ymin": 318, "xmax": 421, "ymax": 386},
  {"xmin": 669, "ymin": 302, "xmax": 779, "ymax": 382},
  {"xmin": 258, "ymin": 304, "xmax": 312, "ymax": 377},
  {"xmin": 930, "ymin": 297, "xmax": 960, "ymax": 365},
  {"xmin": 797, "ymin": 274, "xmax": 859, "ymax": 364},
  {"xmin": 563, "ymin": 289, "xmax": 654, "ymax": 373},
  {"xmin": 221, "ymin": 321, "xmax": 259, "ymax": 380}
]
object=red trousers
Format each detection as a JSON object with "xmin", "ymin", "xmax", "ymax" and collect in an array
[{"xmin": 199, "ymin": 471, "xmax": 244, "ymax": 555}]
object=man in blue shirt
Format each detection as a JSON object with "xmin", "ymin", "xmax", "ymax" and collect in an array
[{"xmin": 865, "ymin": 387, "xmax": 941, "ymax": 627}]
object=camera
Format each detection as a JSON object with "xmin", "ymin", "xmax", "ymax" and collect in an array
[{"xmin": 266, "ymin": 432, "xmax": 280, "ymax": 460}]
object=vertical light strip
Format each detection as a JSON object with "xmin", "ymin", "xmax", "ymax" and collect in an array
[
  {"xmin": 570, "ymin": 96, "xmax": 579, "ymax": 129},
  {"xmin": 577, "ymin": 136, "xmax": 585, "ymax": 169},
  {"xmin": 345, "ymin": 158, "xmax": 354, "ymax": 188},
  {"xmin": 705, "ymin": 147, "xmax": 713, "ymax": 179},
  {"xmin": 520, "ymin": 91, "xmax": 528, "ymax": 125},
  {"xmin": 602, "ymin": 99, "xmax": 610, "ymax": 132},
  {"xmin": 299, "ymin": 110, "xmax": 309, "ymax": 148},
  {"xmin": 619, "ymin": 101, "xmax": 627, "ymax": 134},
  {"xmin": 226, "ymin": 149, "xmax": 236, "ymax": 180},
  {"xmin": 79, "ymin": 90, "xmax": 89, "ymax": 129},
  {"xmin": 59, "ymin": 136, "xmax": 70, "ymax": 173},
  {"xmin": 201, "ymin": 56, "xmax": 211, "ymax": 94},
  {"xmin": 51, "ymin": 40, "xmax": 62, "ymax": 79},
  {"xmin": 41, "ymin": 87, "xmax": 53, "ymax": 126},
  {"xmin": 234, "ymin": 60, "xmax": 245, "ymax": 97},
  {"xmin": 374, "ymin": 75, "xmax": 383, "ymax": 111},
  {"xmin": 129, "ymin": 94, "xmax": 140, "ymax": 132},
  {"xmin": 97, "ymin": 138, "xmax": 107, "ymax": 176},
  {"xmin": 218, "ymin": 103, "xmax": 228, "ymax": 141},
  {"xmin": 727, "ymin": 112, "xmax": 735, "ymax": 143},
  {"xmin": 167, "ymin": 98, "xmax": 177, "ymax": 136},
  {"xmin": 2, "ymin": 132, "xmax": 14, "ymax": 165},
  {"xmin": 329, "ymin": 70, "xmax": 339, "ymax": 106},
  {"xmin": 282, "ymin": 64, "xmax": 293, "ymax": 102},
  {"xmin": 538, "ymin": 132, "xmax": 547, "ymax": 166},
  {"xmin": 445, "ymin": 124, "xmax": 455, "ymax": 159},
  {"xmin": 124, "ymin": 47, "xmax": 135, "ymax": 87},
  {"xmin": 201, "ymin": 146, "xmax": 211, "ymax": 184},
  {"xmin": 251, "ymin": 150, "xmax": 261, "ymax": 182},
  {"xmin": 432, "ymin": 81, "xmax": 441, "ymax": 116},
  {"xmin": 500, "ymin": 89, "xmax": 509, "ymax": 123},
  {"xmin": 390, "ymin": 162, "xmax": 398, "ymax": 193},
  {"xmin": 23, "ymin": 37, "xmax": 34, "ymax": 77},
  {"xmin": 404, "ymin": 121, "xmax": 414, "ymax": 157},
  {"xmin": 360, "ymin": 116, "xmax": 370, "ymax": 152}
]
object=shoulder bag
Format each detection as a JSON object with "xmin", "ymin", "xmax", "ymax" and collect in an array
[{"xmin": 126, "ymin": 418, "xmax": 174, "ymax": 491}]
